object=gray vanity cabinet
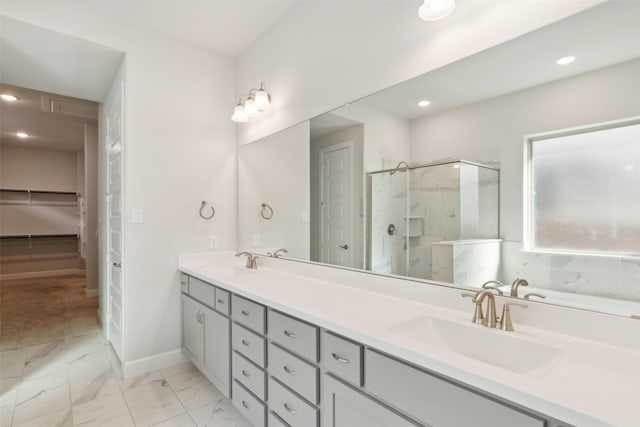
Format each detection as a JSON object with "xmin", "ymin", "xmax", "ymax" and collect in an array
[
  {"xmin": 181, "ymin": 294, "xmax": 204, "ymax": 363},
  {"xmin": 181, "ymin": 287, "xmax": 231, "ymax": 398},
  {"xmin": 202, "ymin": 305, "xmax": 230, "ymax": 397},
  {"xmin": 323, "ymin": 375, "xmax": 419, "ymax": 427}
]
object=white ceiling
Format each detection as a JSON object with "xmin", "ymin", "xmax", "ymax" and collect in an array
[
  {"xmin": 358, "ymin": 2, "xmax": 640, "ymax": 121},
  {"xmin": 0, "ymin": 17, "xmax": 124, "ymax": 102},
  {"xmin": 0, "ymin": 84, "xmax": 97, "ymax": 152}
]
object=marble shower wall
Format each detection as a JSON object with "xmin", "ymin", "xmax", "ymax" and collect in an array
[{"xmin": 501, "ymin": 241, "xmax": 640, "ymax": 302}]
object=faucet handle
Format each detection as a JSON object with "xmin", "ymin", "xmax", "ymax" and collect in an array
[
  {"xmin": 461, "ymin": 292, "xmax": 484, "ymax": 325},
  {"xmin": 524, "ymin": 293, "xmax": 546, "ymax": 300},
  {"xmin": 498, "ymin": 302, "xmax": 528, "ymax": 332}
]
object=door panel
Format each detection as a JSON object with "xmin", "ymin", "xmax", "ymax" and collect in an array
[
  {"xmin": 320, "ymin": 143, "xmax": 352, "ymax": 267},
  {"xmin": 202, "ymin": 306, "xmax": 230, "ymax": 397},
  {"xmin": 182, "ymin": 296, "xmax": 204, "ymax": 363}
]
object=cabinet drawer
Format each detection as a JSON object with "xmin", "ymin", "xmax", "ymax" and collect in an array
[
  {"xmin": 268, "ymin": 343, "xmax": 319, "ymax": 404},
  {"xmin": 180, "ymin": 273, "xmax": 189, "ymax": 294},
  {"xmin": 364, "ymin": 350, "xmax": 545, "ymax": 427},
  {"xmin": 232, "ymin": 323, "xmax": 266, "ymax": 368},
  {"xmin": 322, "ymin": 332, "xmax": 363, "ymax": 386},
  {"xmin": 232, "ymin": 380, "xmax": 266, "ymax": 427},
  {"xmin": 215, "ymin": 288, "xmax": 230, "ymax": 316},
  {"xmin": 268, "ymin": 412, "xmax": 289, "ymax": 427},
  {"xmin": 232, "ymin": 294, "xmax": 266, "ymax": 334},
  {"xmin": 189, "ymin": 277, "xmax": 215, "ymax": 307},
  {"xmin": 232, "ymin": 351, "xmax": 266, "ymax": 401},
  {"xmin": 268, "ymin": 377, "xmax": 318, "ymax": 427},
  {"xmin": 268, "ymin": 310, "xmax": 319, "ymax": 362}
]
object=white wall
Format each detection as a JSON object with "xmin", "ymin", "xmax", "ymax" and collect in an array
[
  {"xmin": 238, "ymin": 122, "xmax": 310, "ymax": 259},
  {"xmin": 84, "ymin": 124, "xmax": 98, "ymax": 293},
  {"xmin": 2, "ymin": 4, "xmax": 238, "ymax": 369},
  {"xmin": 1, "ymin": 145, "xmax": 77, "ymax": 191},
  {"xmin": 235, "ymin": 0, "xmax": 600, "ymax": 145}
]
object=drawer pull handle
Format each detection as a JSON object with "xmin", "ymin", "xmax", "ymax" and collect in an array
[
  {"xmin": 283, "ymin": 330, "xmax": 297, "ymax": 338},
  {"xmin": 283, "ymin": 366, "xmax": 297, "ymax": 375},
  {"xmin": 284, "ymin": 403, "xmax": 297, "ymax": 414},
  {"xmin": 241, "ymin": 369, "xmax": 250, "ymax": 377},
  {"xmin": 242, "ymin": 400, "xmax": 250, "ymax": 409},
  {"xmin": 241, "ymin": 339, "xmax": 250, "ymax": 346},
  {"xmin": 241, "ymin": 310, "xmax": 251, "ymax": 316},
  {"xmin": 332, "ymin": 353, "xmax": 350, "ymax": 364},
  {"xmin": 217, "ymin": 298, "xmax": 224, "ymax": 304}
]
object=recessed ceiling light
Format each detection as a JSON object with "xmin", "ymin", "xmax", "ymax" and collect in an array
[
  {"xmin": 16, "ymin": 132, "xmax": 29, "ymax": 139},
  {"xmin": 556, "ymin": 56, "xmax": 576, "ymax": 65},
  {"xmin": 1, "ymin": 94, "xmax": 18, "ymax": 102},
  {"xmin": 418, "ymin": 100, "xmax": 431, "ymax": 107}
]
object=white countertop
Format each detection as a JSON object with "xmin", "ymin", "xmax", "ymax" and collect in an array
[{"xmin": 179, "ymin": 252, "xmax": 640, "ymax": 427}]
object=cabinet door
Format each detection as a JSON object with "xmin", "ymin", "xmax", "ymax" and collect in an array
[
  {"xmin": 202, "ymin": 305, "xmax": 230, "ymax": 397},
  {"xmin": 182, "ymin": 295, "xmax": 204, "ymax": 363},
  {"xmin": 323, "ymin": 375, "xmax": 419, "ymax": 427}
]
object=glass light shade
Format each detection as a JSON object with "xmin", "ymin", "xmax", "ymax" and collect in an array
[
  {"xmin": 231, "ymin": 104, "xmax": 248, "ymax": 123},
  {"xmin": 244, "ymin": 97, "xmax": 258, "ymax": 117},
  {"xmin": 254, "ymin": 89, "xmax": 271, "ymax": 111},
  {"xmin": 1, "ymin": 94, "xmax": 18, "ymax": 102},
  {"xmin": 419, "ymin": 0, "xmax": 456, "ymax": 21}
]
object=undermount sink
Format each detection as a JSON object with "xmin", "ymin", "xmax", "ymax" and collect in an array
[{"xmin": 388, "ymin": 315, "xmax": 561, "ymax": 374}]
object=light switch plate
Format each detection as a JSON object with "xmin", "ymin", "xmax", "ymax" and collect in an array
[
  {"xmin": 209, "ymin": 235, "xmax": 219, "ymax": 249},
  {"xmin": 132, "ymin": 208, "xmax": 143, "ymax": 224}
]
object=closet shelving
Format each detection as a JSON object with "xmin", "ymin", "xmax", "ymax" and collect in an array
[{"xmin": 0, "ymin": 188, "xmax": 81, "ymax": 261}]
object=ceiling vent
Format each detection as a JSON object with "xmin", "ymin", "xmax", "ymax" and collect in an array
[{"xmin": 40, "ymin": 95, "xmax": 98, "ymax": 121}]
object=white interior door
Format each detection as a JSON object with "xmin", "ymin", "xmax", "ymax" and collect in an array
[
  {"xmin": 320, "ymin": 141, "xmax": 353, "ymax": 267},
  {"xmin": 106, "ymin": 85, "xmax": 124, "ymax": 360}
]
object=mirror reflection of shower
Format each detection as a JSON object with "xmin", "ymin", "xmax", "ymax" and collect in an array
[{"xmin": 367, "ymin": 160, "xmax": 500, "ymax": 285}]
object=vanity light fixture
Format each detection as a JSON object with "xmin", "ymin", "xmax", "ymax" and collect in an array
[
  {"xmin": 419, "ymin": 0, "xmax": 456, "ymax": 21},
  {"xmin": 231, "ymin": 82, "xmax": 272, "ymax": 123},
  {"xmin": 556, "ymin": 56, "xmax": 576, "ymax": 65},
  {"xmin": 418, "ymin": 100, "xmax": 431, "ymax": 107},
  {"xmin": 1, "ymin": 94, "xmax": 18, "ymax": 102},
  {"xmin": 16, "ymin": 132, "xmax": 29, "ymax": 138}
]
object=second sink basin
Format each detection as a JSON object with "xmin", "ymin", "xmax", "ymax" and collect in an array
[{"xmin": 388, "ymin": 315, "xmax": 561, "ymax": 374}]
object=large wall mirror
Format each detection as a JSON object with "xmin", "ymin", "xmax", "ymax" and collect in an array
[{"xmin": 239, "ymin": 2, "xmax": 640, "ymax": 316}]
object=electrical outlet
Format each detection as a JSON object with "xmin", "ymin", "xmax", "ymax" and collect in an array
[
  {"xmin": 132, "ymin": 208, "xmax": 143, "ymax": 224},
  {"xmin": 252, "ymin": 233, "xmax": 260, "ymax": 247},
  {"xmin": 209, "ymin": 235, "xmax": 219, "ymax": 249}
]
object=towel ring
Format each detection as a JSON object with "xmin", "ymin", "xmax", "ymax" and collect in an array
[
  {"xmin": 261, "ymin": 203, "xmax": 273, "ymax": 220},
  {"xmin": 199, "ymin": 201, "xmax": 215, "ymax": 220}
]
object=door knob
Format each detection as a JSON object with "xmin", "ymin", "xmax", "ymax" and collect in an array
[
  {"xmin": 112, "ymin": 262, "xmax": 121, "ymax": 268},
  {"xmin": 339, "ymin": 244, "xmax": 349, "ymax": 250}
]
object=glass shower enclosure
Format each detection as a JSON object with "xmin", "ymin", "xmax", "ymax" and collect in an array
[{"xmin": 366, "ymin": 160, "xmax": 500, "ymax": 281}]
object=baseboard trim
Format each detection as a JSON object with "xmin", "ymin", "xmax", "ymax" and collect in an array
[
  {"xmin": 0, "ymin": 269, "xmax": 86, "ymax": 281},
  {"xmin": 122, "ymin": 349, "xmax": 187, "ymax": 379},
  {"xmin": 85, "ymin": 288, "xmax": 99, "ymax": 298}
]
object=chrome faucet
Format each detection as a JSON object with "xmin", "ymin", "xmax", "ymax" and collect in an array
[
  {"xmin": 235, "ymin": 251, "xmax": 258, "ymax": 269},
  {"xmin": 510, "ymin": 278, "xmax": 529, "ymax": 297},
  {"xmin": 462, "ymin": 290, "xmax": 498, "ymax": 328},
  {"xmin": 273, "ymin": 248, "xmax": 288, "ymax": 258}
]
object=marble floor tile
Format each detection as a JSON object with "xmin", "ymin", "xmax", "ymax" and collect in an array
[
  {"xmin": 67, "ymin": 351, "xmax": 120, "ymax": 405},
  {"xmin": 150, "ymin": 413, "xmax": 196, "ymax": 427},
  {"xmin": 13, "ymin": 371, "xmax": 70, "ymax": 425},
  {"xmin": 71, "ymin": 392, "xmax": 134, "ymax": 427},
  {"xmin": 123, "ymin": 380, "xmax": 185, "ymax": 427},
  {"xmin": 22, "ymin": 341, "xmax": 71, "ymax": 381},
  {"xmin": 11, "ymin": 408, "xmax": 73, "ymax": 427},
  {"xmin": 188, "ymin": 400, "xmax": 253, "ymax": 427},
  {"xmin": 0, "ymin": 387, "xmax": 18, "ymax": 427},
  {"xmin": 165, "ymin": 366, "xmax": 223, "ymax": 410},
  {"xmin": 118, "ymin": 370, "xmax": 164, "ymax": 391},
  {"xmin": 160, "ymin": 362, "xmax": 195, "ymax": 379}
]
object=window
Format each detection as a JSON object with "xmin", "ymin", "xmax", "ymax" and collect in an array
[{"xmin": 525, "ymin": 117, "xmax": 640, "ymax": 256}]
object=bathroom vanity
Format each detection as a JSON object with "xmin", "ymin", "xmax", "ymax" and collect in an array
[{"xmin": 178, "ymin": 252, "xmax": 640, "ymax": 427}]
